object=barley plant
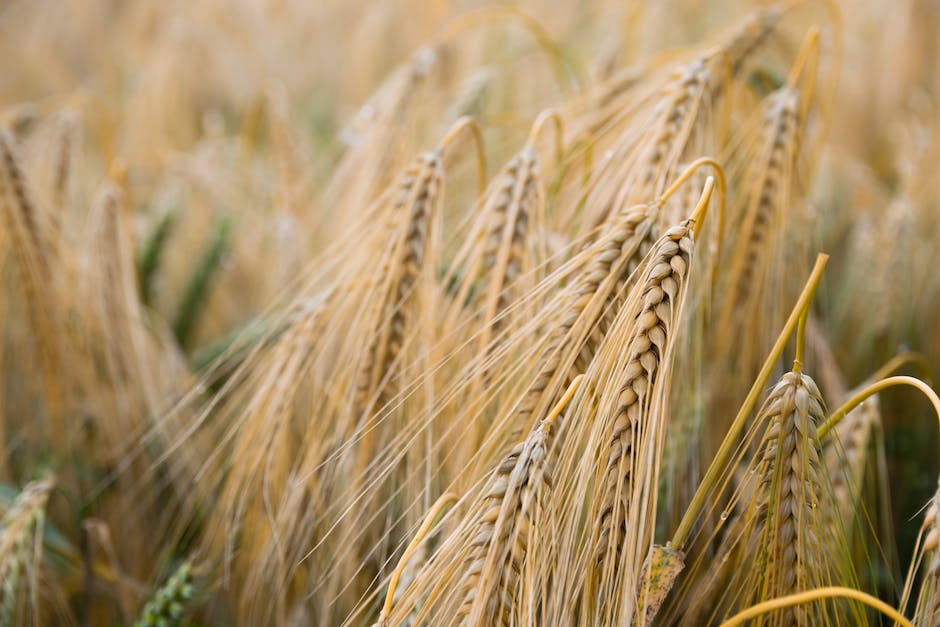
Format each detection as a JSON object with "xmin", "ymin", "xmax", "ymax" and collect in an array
[{"xmin": 2, "ymin": 0, "xmax": 940, "ymax": 625}]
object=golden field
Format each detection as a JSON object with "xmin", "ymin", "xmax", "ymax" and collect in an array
[{"xmin": 1, "ymin": 0, "xmax": 940, "ymax": 625}]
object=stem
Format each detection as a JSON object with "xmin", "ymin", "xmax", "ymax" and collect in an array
[
  {"xmin": 173, "ymin": 216, "xmax": 232, "ymax": 350},
  {"xmin": 688, "ymin": 177, "xmax": 715, "ymax": 238},
  {"xmin": 817, "ymin": 376, "xmax": 940, "ymax": 441},
  {"xmin": 866, "ymin": 351, "xmax": 934, "ymax": 386},
  {"xmin": 671, "ymin": 253, "xmax": 829, "ymax": 549},
  {"xmin": 438, "ymin": 116, "xmax": 487, "ymax": 196},
  {"xmin": 718, "ymin": 586, "xmax": 911, "ymax": 627},
  {"xmin": 794, "ymin": 304, "xmax": 809, "ymax": 373},
  {"xmin": 657, "ymin": 158, "xmax": 727, "ymax": 304},
  {"xmin": 527, "ymin": 108, "xmax": 564, "ymax": 166},
  {"xmin": 543, "ymin": 374, "xmax": 585, "ymax": 428},
  {"xmin": 657, "ymin": 157, "xmax": 727, "ymax": 220},
  {"xmin": 378, "ymin": 492, "xmax": 458, "ymax": 622}
]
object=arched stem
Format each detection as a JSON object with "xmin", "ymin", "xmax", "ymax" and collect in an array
[
  {"xmin": 817, "ymin": 376, "xmax": 940, "ymax": 441},
  {"xmin": 543, "ymin": 374, "xmax": 585, "ymax": 428},
  {"xmin": 866, "ymin": 351, "xmax": 934, "ymax": 386},
  {"xmin": 719, "ymin": 586, "xmax": 911, "ymax": 627},
  {"xmin": 657, "ymin": 158, "xmax": 728, "ymax": 281},
  {"xmin": 527, "ymin": 108, "xmax": 565, "ymax": 166},
  {"xmin": 378, "ymin": 492, "xmax": 458, "ymax": 622},
  {"xmin": 438, "ymin": 116, "xmax": 487, "ymax": 196},
  {"xmin": 657, "ymin": 157, "xmax": 727, "ymax": 217},
  {"xmin": 689, "ymin": 177, "xmax": 716, "ymax": 238}
]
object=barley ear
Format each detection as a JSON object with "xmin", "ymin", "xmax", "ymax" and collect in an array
[{"xmin": 134, "ymin": 561, "xmax": 195, "ymax": 627}]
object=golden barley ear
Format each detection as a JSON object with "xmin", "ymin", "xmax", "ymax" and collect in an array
[
  {"xmin": 0, "ymin": 476, "xmax": 54, "ymax": 626},
  {"xmin": 704, "ymin": 368, "xmax": 863, "ymax": 625},
  {"xmin": 586, "ymin": 220, "xmax": 697, "ymax": 624},
  {"xmin": 0, "ymin": 131, "xmax": 64, "ymax": 437},
  {"xmin": 384, "ymin": 377, "xmax": 583, "ymax": 627}
]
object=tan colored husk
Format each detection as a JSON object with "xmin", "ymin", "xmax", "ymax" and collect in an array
[{"xmin": 637, "ymin": 543, "xmax": 685, "ymax": 624}]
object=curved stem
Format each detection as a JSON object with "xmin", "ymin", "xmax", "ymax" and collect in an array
[
  {"xmin": 671, "ymin": 253, "xmax": 829, "ymax": 549},
  {"xmin": 657, "ymin": 157, "xmax": 727, "ymax": 215},
  {"xmin": 438, "ymin": 116, "xmax": 487, "ymax": 196},
  {"xmin": 866, "ymin": 351, "xmax": 934, "ymax": 387},
  {"xmin": 688, "ymin": 177, "xmax": 715, "ymax": 238},
  {"xmin": 527, "ymin": 108, "xmax": 564, "ymax": 166},
  {"xmin": 378, "ymin": 491, "xmax": 458, "ymax": 622},
  {"xmin": 657, "ymin": 157, "xmax": 727, "ymax": 277},
  {"xmin": 543, "ymin": 374, "xmax": 585, "ymax": 429},
  {"xmin": 818, "ymin": 376, "xmax": 940, "ymax": 441},
  {"xmin": 719, "ymin": 586, "xmax": 911, "ymax": 627}
]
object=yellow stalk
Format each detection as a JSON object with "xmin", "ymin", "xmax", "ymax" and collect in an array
[
  {"xmin": 818, "ymin": 376, "xmax": 940, "ymax": 441},
  {"xmin": 719, "ymin": 586, "xmax": 911, "ymax": 627}
]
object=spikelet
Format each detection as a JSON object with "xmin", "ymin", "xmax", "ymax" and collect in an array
[
  {"xmin": 0, "ymin": 131, "xmax": 63, "ymax": 433},
  {"xmin": 85, "ymin": 183, "xmax": 167, "ymax": 443},
  {"xmin": 352, "ymin": 150, "xmax": 443, "ymax": 423},
  {"xmin": 578, "ymin": 60, "xmax": 714, "ymax": 234},
  {"xmin": 474, "ymin": 146, "xmax": 538, "ymax": 347},
  {"xmin": 753, "ymin": 372, "xmax": 828, "ymax": 623},
  {"xmin": 134, "ymin": 561, "xmax": 195, "ymax": 627},
  {"xmin": 307, "ymin": 149, "xmax": 444, "ymax": 622},
  {"xmin": 461, "ymin": 412, "xmax": 559, "ymax": 626},
  {"xmin": 718, "ymin": 87, "xmax": 803, "ymax": 369},
  {"xmin": 438, "ymin": 141, "xmax": 544, "ymax": 466},
  {"xmin": 913, "ymin": 478, "xmax": 940, "ymax": 626},
  {"xmin": 0, "ymin": 476, "xmax": 54, "ymax": 626},
  {"xmin": 577, "ymin": 8, "xmax": 779, "ymax": 235},
  {"xmin": 714, "ymin": 369, "xmax": 859, "ymax": 625},
  {"xmin": 443, "ymin": 143, "xmax": 540, "ymax": 369},
  {"xmin": 589, "ymin": 221, "xmax": 695, "ymax": 624},
  {"xmin": 510, "ymin": 204, "xmax": 657, "ymax": 442},
  {"xmin": 386, "ymin": 378, "xmax": 582, "ymax": 627}
]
